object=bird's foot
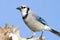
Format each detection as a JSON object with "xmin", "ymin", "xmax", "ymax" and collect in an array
[{"xmin": 27, "ymin": 36, "xmax": 33, "ymax": 39}]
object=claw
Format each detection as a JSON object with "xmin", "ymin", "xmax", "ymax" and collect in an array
[
  {"xmin": 27, "ymin": 35, "xmax": 33, "ymax": 39},
  {"xmin": 27, "ymin": 32, "xmax": 35, "ymax": 39}
]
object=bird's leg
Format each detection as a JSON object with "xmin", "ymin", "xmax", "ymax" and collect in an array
[
  {"xmin": 39, "ymin": 31, "xmax": 45, "ymax": 40},
  {"xmin": 27, "ymin": 32, "xmax": 35, "ymax": 39},
  {"xmin": 41, "ymin": 31, "xmax": 43, "ymax": 37},
  {"xmin": 39, "ymin": 31, "xmax": 44, "ymax": 39}
]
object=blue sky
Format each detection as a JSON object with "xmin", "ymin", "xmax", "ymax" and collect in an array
[{"xmin": 0, "ymin": 0, "xmax": 60, "ymax": 40}]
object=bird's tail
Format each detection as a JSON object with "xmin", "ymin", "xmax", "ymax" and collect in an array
[{"xmin": 50, "ymin": 28, "xmax": 60, "ymax": 37}]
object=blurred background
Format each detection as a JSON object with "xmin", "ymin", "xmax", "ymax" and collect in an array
[{"xmin": 0, "ymin": 0, "xmax": 60, "ymax": 40}]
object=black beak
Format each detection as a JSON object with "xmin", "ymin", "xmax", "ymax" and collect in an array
[{"xmin": 16, "ymin": 7, "xmax": 21, "ymax": 10}]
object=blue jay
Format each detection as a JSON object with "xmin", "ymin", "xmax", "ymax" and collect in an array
[{"xmin": 17, "ymin": 5, "xmax": 60, "ymax": 38}]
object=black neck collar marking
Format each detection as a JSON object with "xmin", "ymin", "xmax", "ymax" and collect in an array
[{"xmin": 23, "ymin": 8, "xmax": 29, "ymax": 19}]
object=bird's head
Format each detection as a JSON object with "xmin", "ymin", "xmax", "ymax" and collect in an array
[{"xmin": 17, "ymin": 5, "xmax": 30, "ymax": 17}]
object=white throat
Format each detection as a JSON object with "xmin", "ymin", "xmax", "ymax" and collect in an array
[
  {"xmin": 21, "ymin": 12, "xmax": 27, "ymax": 17},
  {"xmin": 21, "ymin": 8, "xmax": 28, "ymax": 17}
]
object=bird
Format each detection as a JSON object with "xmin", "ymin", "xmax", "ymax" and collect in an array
[{"xmin": 16, "ymin": 5, "xmax": 60, "ymax": 38}]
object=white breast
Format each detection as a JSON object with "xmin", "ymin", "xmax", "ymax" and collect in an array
[{"xmin": 24, "ymin": 12, "xmax": 46, "ymax": 32}]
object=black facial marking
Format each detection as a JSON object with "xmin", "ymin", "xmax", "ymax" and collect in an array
[
  {"xmin": 23, "ymin": 13, "xmax": 28, "ymax": 19},
  {"xmin": 26, "ymin": 7, "xmax": 29, "ymax": 13},
  {"xmin": 21, "ymin": 6, "xmax": 27, "ymax": 9},
  {"xmin": 23, "ymin": 7, "xmax": 29, "ymax": 19}
]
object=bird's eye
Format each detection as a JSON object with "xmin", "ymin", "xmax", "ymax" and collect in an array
[
  {"xmin": 23, "ymin": 7, "xmax": 26, "ymax": 8},
  {"xmin": 21, "ymin": 6, "xmax": 26, "ymax": 9}
]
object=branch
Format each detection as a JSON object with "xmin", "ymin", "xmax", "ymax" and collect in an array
[{"xmin": 0, "ymin": 24, "xmax": 45, "ymax": 40}]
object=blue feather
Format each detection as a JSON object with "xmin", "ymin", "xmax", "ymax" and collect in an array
[{"xmin": 34, "ymin": 15, "xmax": 48, "ymax": 25}]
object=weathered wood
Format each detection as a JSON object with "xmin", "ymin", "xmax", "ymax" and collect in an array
[{"xmin": 0, "ymin": 24, "xmax": 45, "ymax": 40}]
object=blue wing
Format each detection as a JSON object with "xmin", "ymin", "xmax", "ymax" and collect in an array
[{"xmin": 34, "ymin": 15, "xmax": 48, "ymax": 25}]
